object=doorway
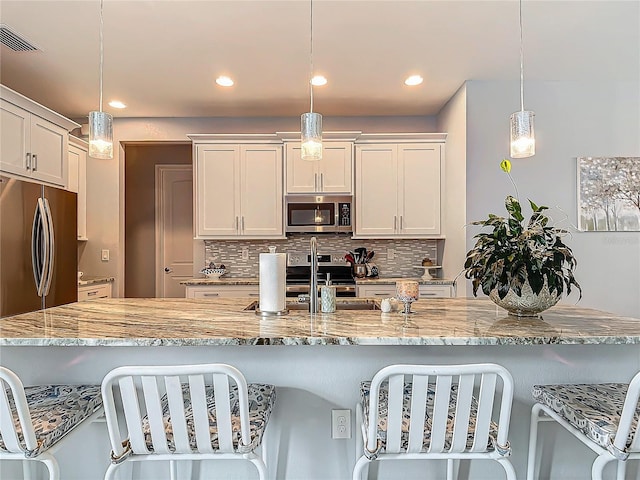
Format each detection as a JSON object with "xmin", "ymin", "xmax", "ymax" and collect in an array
[{"xmin": 124, "ymin": 143, "xmax": 192, "ymax": 298}]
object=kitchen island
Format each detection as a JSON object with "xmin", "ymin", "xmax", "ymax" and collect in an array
[{"xmin": 1, "ymin": 298, "xmax": 639, "ymax": 479}]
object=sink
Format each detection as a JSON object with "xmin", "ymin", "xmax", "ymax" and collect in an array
[{"xmin": 243, "ymin": 299, "xmax": 380, "ymax": 312}]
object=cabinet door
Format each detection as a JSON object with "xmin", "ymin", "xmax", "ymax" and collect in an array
[
  {"xmin": 186, "ymin": 285, "xmax": 259, "ymax": 298},
  {"xmin": 0, "ymin": 99, "xmax": 30, "ymax": 176},
  {"xmin": 357, "ymin": 284, "xmax": 396, "ymax": 297},
  {"xmin": 285, "ymin": 143, "xmax": 317, "ymax": 193},
  {"xmin": 398, "ymin": 144, "xmax": 441, "ymax": 235},
  {"xmin": 355, "ymin": 144, "xmax": 398, "ymax": 236},
  {"xmin": 319, "ymin": 142, "xmax": 352, "ymax": 193},
  {"xmin": 240, "ymin": 145, "xmax": 283, "ymax": 237},
  {"xmin": 195, "ymin": 144, "xmax": 240, "ymax": 237},
  {"xmin": 68, "ymin": 143, "xmax": 88, "ymax": 240},
  {"xmin": 419, "ymin": 285, "xmax": 452, "ymax": 298},
  {"xmin": 30, "ymin": 116, "xmax": 67, "ymax": 186}
]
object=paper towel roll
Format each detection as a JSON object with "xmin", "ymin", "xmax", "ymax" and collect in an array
[{"xmin": 259, "ymin": 252, "xmax": 286, "ymax": 313}]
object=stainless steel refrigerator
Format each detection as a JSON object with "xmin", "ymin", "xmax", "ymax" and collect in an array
[{"xmin": 0, "ymin": 176, "xmax": 77, "ymax": 317}]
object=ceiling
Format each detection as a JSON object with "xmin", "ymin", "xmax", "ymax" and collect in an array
[{"xmin": 0, "ymin": 0, "xmax": 638, "ymax": 120}]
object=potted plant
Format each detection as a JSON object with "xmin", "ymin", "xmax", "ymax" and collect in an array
[{"xmin": 463, "ymin": 160, "xmax": 582, "ymax": 316}]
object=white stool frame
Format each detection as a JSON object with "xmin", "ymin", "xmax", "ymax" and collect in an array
[
  {"xmin": 101, "ymin": 363, "xmax": 271, "ymax": 480},
  {"xmin": 526, "ymin": 371, "xmax": 640, "ymax": 480},
  {"xmin": 352, "ymin": 363, "xmax": 516, "ymax": 480},
  {"xmin": 0, "ymin": 366, "xmax": 103, "ymax": 480}
]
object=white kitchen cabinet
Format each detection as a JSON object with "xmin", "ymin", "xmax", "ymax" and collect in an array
[
  {"xmin": 0, "ymin": 86, "xmax": 78, "ymax": 187},
  {"xmin": 354, "ymin": 141, "xmax": 444, "ymax": 238},
  {"xmin": 357, "ymin": 283, "xmax": 452, "ymax": 298},
  {"xmin": 67, "ymin": 137, "xmax": 88, "ymax": 240},
  {"xmin": 78, "ymin": 282, "xmax": 112, "ymax": 301},
  {"xmin": 192, "ymin": 138, "xmax": 283, "ymax": 239},
  {"xmin": 285, "ymin": 141, "xmax": 353, "ymax": 194},
  {"xmin": 185, "ymin": 285, "xmax": 260, "ymax": 299}
]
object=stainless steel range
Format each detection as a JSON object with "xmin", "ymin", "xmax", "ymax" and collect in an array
[{"xmin": 286, "ymin": 253, "xmax": 356, "ymax": 298}]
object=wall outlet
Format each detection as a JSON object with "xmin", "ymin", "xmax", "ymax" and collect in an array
[
  {"xmin": 387, "ymin": 248, "xmax": 395, "ymax": 261},
  {"xmin": 101, "ymin": 249, "xmax": 110, "ymax": 261},
  {"xmin": 331, "ymin": 409, "xmax": 351, "ymax": 439},
  {"xmin": 241, "ymin": 247, "xmax": 249, "ymax": 260}
]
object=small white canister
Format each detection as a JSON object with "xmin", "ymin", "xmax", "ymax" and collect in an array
[{"xmin": 321, "ymin": 285, "xmax": 337, "ymax": 313}]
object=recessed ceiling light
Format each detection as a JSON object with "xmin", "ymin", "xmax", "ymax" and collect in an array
[
  {"xmin": 311, "ymin": 75, "xmax": 327, "ymax": 86},
  {"xmin": 404, "ymin": 75, "xmax": 424, "ymax": 86},
  {"xmin": 216, "ymin": 76, "xmax": 234, "ymax": 87},
  {"xmin": 108, "ymin": 100, "xmax": 126, "ymax": 109}
]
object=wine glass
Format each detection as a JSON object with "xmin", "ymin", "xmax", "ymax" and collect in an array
[{"xmin": 396, "ymin": 280, "xmax": 419, "ymax": 314}]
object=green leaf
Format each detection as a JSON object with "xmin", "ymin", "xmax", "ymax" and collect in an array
[{"xmin": 505, "ymin": 196, "xmax": 524, "ymax": 222}]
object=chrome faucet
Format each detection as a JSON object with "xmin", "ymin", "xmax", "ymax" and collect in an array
[{"xmin": 310, "ymin": 236, "xmax": 318, "ymax": 313}]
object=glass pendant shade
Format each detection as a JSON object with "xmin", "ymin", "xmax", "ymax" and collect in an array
[
  {"xmin": 89, "ymin": 110, "xmax": 114, "ymax": 159},
  {"xmin": 301, "ymin": 112, "xmax": 322, "ymax": 161},
  {"xmin": 510, "ymin": 110, "xmax": 535, "ymax": 158}
]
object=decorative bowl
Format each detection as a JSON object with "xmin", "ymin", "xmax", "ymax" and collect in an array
[{"xmin": 200, "ymin": 268, "xmax": 227, "ymax": 279}]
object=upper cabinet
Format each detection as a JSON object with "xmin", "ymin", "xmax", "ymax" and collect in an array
[
  {"xmin": 354, "ymin": 134, "xmax": 446, "ymax": 238},
  {"xmin": 190, "ymin": 135, "xmax": 284, "ymax": 239},
  {"xmin": 67, "ymin": 137, "xmax": 88, "ymax": 240},
  {"xmin": 0, "ymin": 85, "xmax": 79, "ymax": 187},
  {"xmin": 285, "ymin": 141, "xmax": 353, "ymax": 194}
]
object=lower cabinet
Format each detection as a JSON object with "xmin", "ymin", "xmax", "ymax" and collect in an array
[
  {"xmin": 357, "ymin": 283, "xmax": 452, "ymax": 298},
  {"xmin": 78, "ymin": 283, "xmax": 112, "ymax": 301},
  {"xmin": 185, "ymin": 285, "xmax": 260, "ymax": 299}
]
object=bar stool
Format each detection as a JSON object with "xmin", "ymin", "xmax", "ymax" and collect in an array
[
  {"xmin": 527, "ymin": 371, "xmax": 640, "ymax": 480},
  {"xmin": 0, "ymin": 366, "xmax": 104, "ymax": 479},
  {"xmin": 353, "ymin": 363, "xmax": 516, "ymax": 480},
  {"xmin": 101, "ymin": 363, "xmax": 276, "ymax": 479}
]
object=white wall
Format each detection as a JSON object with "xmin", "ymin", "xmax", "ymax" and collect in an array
[
  {"xmin": 465, "ymin": 80, "xmax": 640, "ymax": 317},
  {"xmin": 81, "ymin": 116, "xmax": 437, "ymax": 296},
  {"xmin": 437, "ymin": 83, "xmax": 468, "ymax": 296}
]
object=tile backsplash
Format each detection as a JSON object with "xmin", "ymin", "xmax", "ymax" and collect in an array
[{"xmin": 204, "ymin": 234, "xmax": 441, "ymax": 278}]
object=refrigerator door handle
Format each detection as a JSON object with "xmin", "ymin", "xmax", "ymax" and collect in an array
[
  {"xmin": 42, "ymin": 198, "xmax": 55, "ymax": 296},
  {"xmin": 31, "ymin": 198, "xmax": 49, "ymax": 296}
]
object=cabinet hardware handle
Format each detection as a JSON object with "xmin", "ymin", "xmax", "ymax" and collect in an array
[
  {"xmin": 400, "ymin": 215, "xmax": 403, "ymax": 231},
  {"xmin": 248, "ymin": 293, "xmax": 260, "ymax": 297},
  {"xmin": 235, "ymin": 216, "xmax": 239, "ymax": 232},
  {"xmin": 422, "ymin": 292, "xmax": 438, "ymax": 296},
  {"xmin": 320, "ymin": 173, "xmax": 324, "ymax": 190},
  {"xmin": 203, "ymin": 293, "xmax": 219, "ymax": 297},
  {"xmin": 88, "ymin": 291, "xmax": 98, "ymax": 296},
  {"xmin": 314, "ymin": 173, "xmax": 318, "ymax": 191},
  {"xmin": 374, "ymin": 293, "xmax": 389, "ymax": 296},
  {"xmin": 26, "ymin": 153, "xmax": 31, "ymax": 170},
  {"xmin": 164, "ymin": 267, "xmax": 172, "ymax": 273},
  {"xmin": 32, "ymin": 154, "xmax": 38, "ymax": 171},
  {"xmin": 394, "ymin": 216, "xmax": 397, "ymax": 232},
  {"xmin": 241, "ymin": 216, "xmax": 245, "ymax": 232}
]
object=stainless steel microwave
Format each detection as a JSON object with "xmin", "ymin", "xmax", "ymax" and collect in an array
[{"xmin": 285, "ymin": 195, "xmax": 352, "ymax": 233}]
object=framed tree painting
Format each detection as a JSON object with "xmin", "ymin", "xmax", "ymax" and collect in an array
[{"xmin": 577, "ymin": 157, "xmax": 640, "ymax": 231}]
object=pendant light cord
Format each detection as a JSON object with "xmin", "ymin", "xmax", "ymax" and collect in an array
[
  {"xmin": 99, "ymin": 0, "xmax": 105, "ymax": 113},
  {"xmin": 309, "ymin": 0, "xmax": 314, "ymax": 113},
  {"xmin": 519, "ymin": 0, "xmax": 524, "ymax": 112}
]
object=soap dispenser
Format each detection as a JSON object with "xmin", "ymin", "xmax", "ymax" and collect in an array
[{"xmin": 321, "ymin": 273, "xmax": 336, "ymax": 313}]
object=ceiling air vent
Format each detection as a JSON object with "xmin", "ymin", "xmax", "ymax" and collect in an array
[{"xmin": 0, "ymin": 24, "xmax": 39, "ymax": 52}]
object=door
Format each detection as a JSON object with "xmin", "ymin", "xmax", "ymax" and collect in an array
[
  {"xmin": 319, "ymin": 142, "xmax": 352, "ymax": 193},
  {"xmin": 156, "ymin": 165, "xmax": 193, "ymax": 298},
  {"xmin": 240, "ymin": 145, "xmax": 283, "ymax": 236},
  {"xmin": 0, "ymin": 177, "xmax": 41, "ymax": 317},
  {"xmin": 0, "ymin": 100, "xmax": 30, "ymax": 177},
  {"xmin": 398, "ymin": 144, "xmax": 441, "ymax": 235},
  {"xmin": 43, "ymin": 185, "xmax": 77, "ymax": 308},
  {"xmin": 355, "ymin": 144, "xmax": 398, "ymax": 236},
  {"xmin": 195, "ymin": 144, "xmax": 239, "ymax": 236}
]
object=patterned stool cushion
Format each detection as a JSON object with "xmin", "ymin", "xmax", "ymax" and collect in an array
[
  {"xmin": 360, "ymin": 381, "xmax": 499, "ymax": 454},
  {"xmin": 140, "ymin": 383, "xmax": 276, "ymax": 454},
  {"xmin": 0, "ymin": 384, "xmax": 103, "ymax": 458},
  {"xmin": 532, "ymin": 383, "xmax": 639, "ymax": 454}
]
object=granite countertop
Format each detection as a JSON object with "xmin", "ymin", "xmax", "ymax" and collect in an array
[
  {"xmin": 356, "ymin": 277, "xmax": 454, "ymax": 286},
  {"xmin": 77, "ymin": 276, "xmax": 115, "ymax": 286},
  {"xmin": 1, "ymin": 297, "xmax": 638, "ymax": 347},
  {"xmin": 181, "ymin": 277, "xmax": 260, "ymax": 286}
]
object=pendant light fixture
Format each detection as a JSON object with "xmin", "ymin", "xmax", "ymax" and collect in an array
[
  {"xmin": 510, "ymin": 0, "xmax": 535, "ymax": 158},
  {"xmin": 300, "ymin": 0, "xmax": 322, "ymax": 161},
  {"xmin": 89, "ymin": 0, "xmax": 113, "ymax": 159}
]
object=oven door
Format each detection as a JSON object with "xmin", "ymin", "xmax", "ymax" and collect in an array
[{"xmin": 286, "ymin": 201, "xmax": 337, "ymax": 233}]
